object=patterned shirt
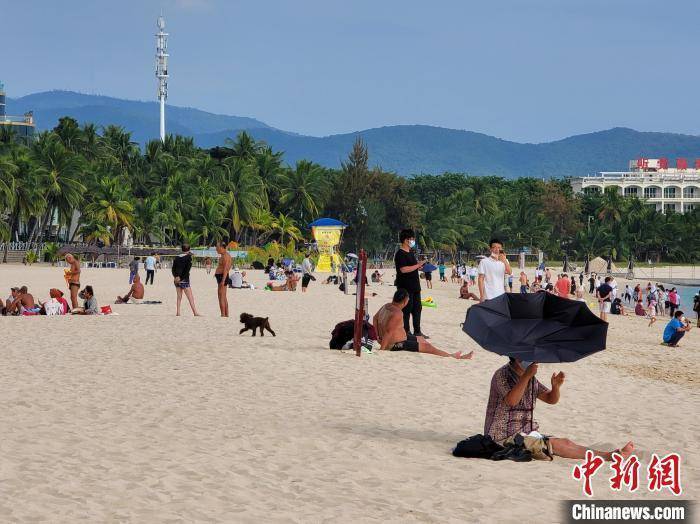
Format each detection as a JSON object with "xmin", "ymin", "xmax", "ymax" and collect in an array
[{"xmin": 484, "ymin": 364, "xmax": 549, "ymax": 444}]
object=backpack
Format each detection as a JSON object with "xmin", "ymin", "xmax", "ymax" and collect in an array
[
  {"xmin": 452, "ymin": 434, "xmax": 503, "ymax": 459},
  {"xmin": 329, "ymin": 319, "xmax": 377, "ymax": 349}
]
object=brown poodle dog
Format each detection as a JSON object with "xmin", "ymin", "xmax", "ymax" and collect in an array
[{"xmin": 239, "ymin": 313, "xmax": 276, "ymax": 337}]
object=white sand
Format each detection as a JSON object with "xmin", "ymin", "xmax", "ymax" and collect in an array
[{"xmin": 0, "ymin": 264, "xmax": 697, "ymax": 522}]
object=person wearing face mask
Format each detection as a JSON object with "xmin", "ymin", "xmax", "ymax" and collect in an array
[
  {"xmin": 394, "ymin": 229, "xmax": 427, "ymax": 337},
  {"xmin": 477, "ymin": 238, "xmax": 512, "ymax": 302}
]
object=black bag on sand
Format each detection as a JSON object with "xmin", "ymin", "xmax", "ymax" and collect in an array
[
  {"xmin": 452, "ymin": 434, "xmax": 503, "ymax": 459},
  {"xmin": 490, "ymin": 434, "xmax": 533, "ymax": 462}
]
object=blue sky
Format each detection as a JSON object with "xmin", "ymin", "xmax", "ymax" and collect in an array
[{"xmin": 3, "ymin": 0, "xmax": 698, "ymax": 142}]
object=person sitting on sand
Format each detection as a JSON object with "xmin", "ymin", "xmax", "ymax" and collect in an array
[
  {"xmin": 484, "ymin": 358, "xmax": 633, "ymax": 461},
  {"xmin": 268, "ymin": 270, "xmax": 296, "ymax": 291},
  {"xmin": 72, "ymin": 286, "xmax": 99, "ymax": 315},
  {"xmin": 371, "ymin": 270, "xmax": 384, "ymax": 284},
  {"xmin": 459, "ymin": 281, "xmax": 479, "ymax": 300},
  {"xmin": 39, "ymin": 288, "xmax": 70, "ymax": 315},
  {"xmin": 373, "ymin": 289, "xmax": 474, "ymax": 359},
  {"xmin": 662, "ymin": 310, "xmax": 692, "ymax": 347},
  {"xmin": 8, "ymin": 286, "xmax": 40, "ymax": 315},
  {"xmin": 4, "ymin": 286, "xmax": 20, "ymax": 315},
  {"xmin": 634, "ymin": 300, "xmax": 646, "ymax": 317},
  {"xmin": 610, "ymin": 297, "xmax": 627, "ymax": 316},
  {"xmin": 116, "ymin": 274, "xmax": 145, "ymax": 304}
]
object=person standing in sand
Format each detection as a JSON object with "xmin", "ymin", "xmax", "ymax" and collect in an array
[
  {"xmin": 64, "ymin": 253, "xmax": 82, "ymax": 309},
  {"xmin": 172, "ymin": 244, "xmax": 200, "ymax": 317},
  {"xmin": 394, "ymin": 229, "xmax": 427, "ymax": 337},
  {"xmin": 144, "ymin": 253, "xmax": 157, "ymax": 285},
  {"xmin": 484, "ymin": 358, "xmax": 634, "ymax": 461},
  {"xmin": 373, "ymin": 289, "xmax": 473, "ymax": 359},
  {"xmin": 478, "ymin": 238, "xmax": 511, "ymax": 302},
  {"xmin": 214, "ymin": 241, "xmax": 232, "ymax": 317}
]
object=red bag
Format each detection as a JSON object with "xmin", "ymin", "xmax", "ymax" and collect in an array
[{"xmin": 101, "ymin": 305, "xmax": 113, "ymax": 315}]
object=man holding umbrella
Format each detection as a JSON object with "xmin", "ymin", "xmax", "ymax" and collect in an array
[
  {"xmin": 464, "ymin": 292, "xmax": 634, "ymax": 461},
  {"xmin": 484, "ymin": 358, "xmax": 633, "ymax": 461}
]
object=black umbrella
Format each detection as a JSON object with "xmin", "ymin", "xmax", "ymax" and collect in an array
[{"xmin": 462, "ymin": 293, "xmax": 607, "ymax": 363}]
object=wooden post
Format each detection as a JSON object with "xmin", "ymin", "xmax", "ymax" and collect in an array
[{"xmin": 353, "ymin": 249, "xmax": 368, "ymax": 357}]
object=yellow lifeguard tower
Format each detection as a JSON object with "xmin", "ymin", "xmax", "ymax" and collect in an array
[{"xmin": 309, "ymin": 218, "xmax": 346, "ymax": 273}]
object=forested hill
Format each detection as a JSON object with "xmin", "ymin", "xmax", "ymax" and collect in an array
[{"xmin": 9, "ymin": 91, "xmax": 700, "ymax": 177}]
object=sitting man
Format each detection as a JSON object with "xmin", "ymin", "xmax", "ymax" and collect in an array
[
  {"xmin": 459, "ymin": 281, "xmax": 479, "ymax": 300},
  {"xmin": 663, "ymin": 310, "xmax": 692, "ymax": 347},
  {"xmin": 39, "ymin": 288, "xmax": 70, "ymax": 315},
  {"xmin": 4, "ymin": 287, "xmax": 20, "ymax": 315},
  {"xmin": 116, "ymin": 274, "xmax": 145, "ymax": 304},
  {"xmin": 8, "ymin": 286, "xmax": 40, "ymax": 315},
  {"xmin": 72, "ymin": 285, "xmax": 100, "ymax": 315},
  {"xmin": 484, "ymin": 358, "xmax": 633, "ymax": 461},
  {"xmin": 373, "ymin": 288, "xmax": 473, "ymax": 359}
]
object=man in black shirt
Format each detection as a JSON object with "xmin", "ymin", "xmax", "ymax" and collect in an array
[
  {"xmin": 596, "ymin": 276, "xmax": 613, "ymax": 322},
  {"xmin": 394, "ymin": 229, "xmax": 426, "ymax": 337}
]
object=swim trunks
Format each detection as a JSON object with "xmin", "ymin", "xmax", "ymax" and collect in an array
[
  {"xmin": 215, "ymin": 273, "xmax": 232, "ymax": 286},
  {"xmin": 175, "ymin": 280, "xmax": 190, "ymax": 289},
  {"xmin": 391, "ymin": 334, "xmax": 420, "ymax": 352},
  {"xmin": 69, "ymin": 282, "xmax": 81, "ymax": 288}
]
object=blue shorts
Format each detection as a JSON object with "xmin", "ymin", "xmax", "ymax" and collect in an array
[{"xmin": 176, "ymin": 280, "xmax": 190, "ymax": 289}]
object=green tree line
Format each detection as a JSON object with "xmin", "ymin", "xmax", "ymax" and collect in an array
[{"xmin": 0, "ymin": 117, "xmax": 698, "ymax": 262}]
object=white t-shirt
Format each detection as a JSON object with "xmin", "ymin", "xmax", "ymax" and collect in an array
[
  {"xmin": 145, "ymin": 256, "xmax": 156, "ymax": 271},
  {"xmin": 230, "ymin": 271, "xmax": 243, "ymax": 288},
  {"xmin": 478, "ymin": 256, "xmax": 507, "ymax": 299}
]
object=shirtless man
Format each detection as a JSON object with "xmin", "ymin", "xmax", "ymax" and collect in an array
[
  {"xmin": 65, "ymin": 253, "xmax": 81, "ymax": 309},
  {"xmin": 214, "ymin": 241, "xmax": 232, "ymax": 317},
  {"xmin": 373, "ymin": 289, "xmax": 474, "ymax": 359},
  {"xmin": 9, "ymin": 286, "xmax": 39, "ymax": 314},
  {"xmin": 116, "ymin": 274, "xmax": 145, "ymax": 304}
]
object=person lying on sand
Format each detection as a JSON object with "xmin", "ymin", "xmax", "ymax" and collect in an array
[
  {"xmin": 484, "ymin": 358, "xmax": 633, "ymax": 461},
  {"xmin": 268, "ymin": 271, "xmax": 299, "ymax": 291},
  {"xmin": 373, "ymin": 289, "xmax": 474, "ymax": 359},
  {"xmin": 116, "ymin": 274, "xmax": 145, "ymax": 304}
]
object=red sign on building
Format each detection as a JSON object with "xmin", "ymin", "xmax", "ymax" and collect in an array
[
  {"xmin": 695, "ymin": 159, "xmax": 700, "ymax": 169},
  {"xmin": 676, "ymin": 158, "xmax": 688, "ymax": 170},
  {"xmin": 658, "ymin": 158, "xmax": 669, "ymax": 169}
]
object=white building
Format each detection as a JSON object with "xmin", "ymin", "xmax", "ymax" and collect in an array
[{"xmin": 571, "ymin": 158, "xmax": 700, "ymax": 213}]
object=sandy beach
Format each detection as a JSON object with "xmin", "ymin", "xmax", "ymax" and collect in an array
[{"xmin": 1, "ymin": 264, "xmax": 698, "ymax": 523}]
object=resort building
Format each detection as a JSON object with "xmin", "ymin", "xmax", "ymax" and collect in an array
[
  {"xmin": 571, "ymin": 158, "xmax": 700, "ymax": 213},
  {"xmin": 0, "ymin": 81, "xmax": 35, "ymax": 145}
]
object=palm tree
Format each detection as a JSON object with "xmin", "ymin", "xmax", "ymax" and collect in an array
[
  {"xmin": 186, "ymin": 196, "xmax": 228, "ymax": 245},
  {"xmin": 225, "ymin": 131, "xmax": 263, "ymax": 160},
  {"xmin": 133, "ymin": 198, "xmax": 165, "ymax": 244},
  {"xmin": 29, "ymin": 133, "xmax": 86, "ymax": 244},
  {"xmin": 269, "ymin": 213, "xmax": 301, "ymax": 247},
  {"xmin": 218, "ymin": 157, "xmax": 267, "ymax": 239},
  {"xmin": 244, "ymin": 207, "xmax": 274, "ymax": 246},
  {"xmin": 277, "ymin": 160, "xmax": 328, "ymax": 224},
  {"xmin": 83, "ymin": 177, "xmax": 135, "ymax": 245},
  {"xmin": 77, "ymin": 220, "xmax": 112, "ymax": 246}
]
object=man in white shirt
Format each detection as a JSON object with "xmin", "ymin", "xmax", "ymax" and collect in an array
[
  {"xmin": 144, "ymin": 253, "xmax": 157, "ymax": 285},
  {"xmin": 478, "ymin": 238, "xmax": 512, "ymax": 301}
]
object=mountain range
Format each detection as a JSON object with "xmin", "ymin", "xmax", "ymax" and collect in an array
[{"xmin": 8, "ymin": 90, "xmax": 700, "ymax": 178}]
